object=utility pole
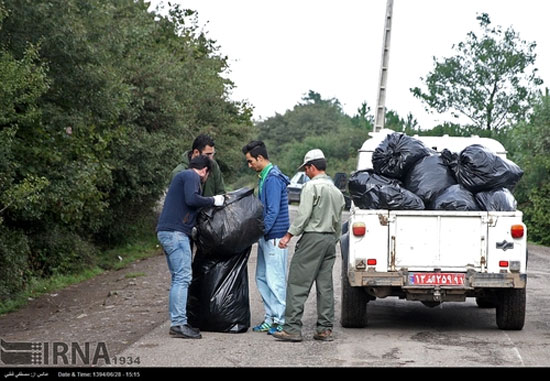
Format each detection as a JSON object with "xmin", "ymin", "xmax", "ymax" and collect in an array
[{"xmin": 374, "ymin": 0, "xmax": 394, "ymax": 132}]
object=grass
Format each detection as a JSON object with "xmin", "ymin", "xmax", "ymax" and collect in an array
[
  {"xmin": 0, "ymin": 233, "xmax": 161, "ymax": 316},
  {"xmin": 96, "ymin": 234, "xmax": 160, "ymax": 271},
  {"xmin": 125, "ymin": 272, "xmax": 146, "ymax": 279}
]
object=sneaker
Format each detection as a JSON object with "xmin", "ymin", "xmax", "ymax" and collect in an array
[
  {"xmin": 313, "ymin": 329, "xmax": 333, "ymax": 342},
  {"xmin": 252, "ymin": 322, "xmax": 272, "ymax": 332},
  {"xmin": 169, "ymin": 324, "xmax": 202, "ymax": 339},
  {"xmin": 267, "ymin": 324, "xmax": 284, "ymax": 335},
  {"xmin": 272, "ymin": 330, "xmax": 302, "ymax": 342}
]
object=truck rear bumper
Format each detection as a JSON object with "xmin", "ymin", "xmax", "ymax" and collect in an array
[{"xmin": 349, "ymin": 270, "xmax": 527, "ymax": 289}]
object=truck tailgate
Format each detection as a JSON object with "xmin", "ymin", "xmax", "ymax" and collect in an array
[{"xmin": 389, "ymin": 211, "xmax": 487, "ymax": 272}]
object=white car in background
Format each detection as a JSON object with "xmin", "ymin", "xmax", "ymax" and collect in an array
[
  {"xmin": 286, "ymin": 171, "xmax": 309, "ymax": 204},
  {"xmin": 287, "ymin": 171, "xmax": 351, "ymax": 209}
]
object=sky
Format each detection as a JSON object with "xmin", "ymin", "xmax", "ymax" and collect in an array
[{"xmin": 148, "ymin": 0, "xmax": 550, "ymax": 129}]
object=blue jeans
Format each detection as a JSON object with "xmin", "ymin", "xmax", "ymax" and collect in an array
[
  {"xmin": 256, "ymin": 237, "xmax": 288, "ymax": 325},
  {"xmin": 157, "ymin": 231, "xmax": 192, "ymax": 327}
]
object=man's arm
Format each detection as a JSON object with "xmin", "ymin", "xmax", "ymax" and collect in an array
[
  {"xmin": 287, "ymin": 183, "xmax": 314, "ymax": 237},
  {"xmin": 279, "ymin": 183, "xmax": 315, "ymax": 249},
  {"xmin": 278, "ymin": 232, "xmax": 293, "ymax": 249},
  {"xmin": 263, "ymin": 177, "xmax": 282, "ymax": 234},
  {"xmin": 183, "ymin": 173, "xmax": 214, "ymax": 208}
]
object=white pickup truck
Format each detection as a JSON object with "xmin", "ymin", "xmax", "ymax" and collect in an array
[{"xmin": 340, "ymin": 129, "xmax": 527, "ymax": 330}]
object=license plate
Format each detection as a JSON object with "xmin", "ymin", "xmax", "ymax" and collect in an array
[{"xmin": 409, "ymin": 272, "xmax": 466, "ymax": 286}]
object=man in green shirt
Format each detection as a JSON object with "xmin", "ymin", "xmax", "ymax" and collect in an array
[
  {"xmin": 171, "ymin": 134, "xmax": 225, "ymax": 197},
  {"xmin": 273, "ymin": 149, "xmax": 345, "ymax": 342}
]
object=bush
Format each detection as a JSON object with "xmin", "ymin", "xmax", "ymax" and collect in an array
[
  {"xmin": 28, "ymin": 225, "xmax": 99, "ymax": 277},
  {"xmin": 507, "ymin": 93, "xmax": 550, "ymax": 245},
  {"xmin": 522, "ymin": 184, "xmax": 550, "ymax": 246},
  {"xmin": 0, "ymin": 227, "xmax": 30, "ymax": 301}
]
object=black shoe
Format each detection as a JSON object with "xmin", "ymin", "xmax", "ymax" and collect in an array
[
  {"xmin": 169, "ymin": 324, "xmax": 202, "ymax": 339},
  {"xmin": 182, "ymin": 324, "xmax": 201, "ymax": 334}
]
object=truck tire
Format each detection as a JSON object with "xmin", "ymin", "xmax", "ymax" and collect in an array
[
  {"xmin": 340, "ymin": 233, "xmax": 369, "ymax": 328},
  {"xmin": 496, "ymin": 288, "xmax": 526, "ymax": 330}
]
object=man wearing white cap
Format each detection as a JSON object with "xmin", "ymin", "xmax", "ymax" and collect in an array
[{"xmin": 274, "ymin": 149, "xmax": 345, "ymax": 342}]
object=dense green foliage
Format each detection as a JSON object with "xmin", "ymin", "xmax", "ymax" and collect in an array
[
  {"xmin": 505, "ymin": 92, "xmax": 550, "ymax": 245},
  {"xmin": 253, "ymin": 91, "xmax": 372, "ymax": 178},
  {"xmin": 0, "ymin": 0, "xmax": 254, "ymax": 301},
  {"xmin": 411, "ymin": 13, "xmax": 542, "ymax": 131}
]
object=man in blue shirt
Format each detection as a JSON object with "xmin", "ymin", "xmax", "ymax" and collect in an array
[
  {"xmin": 157, "ymin": 155, "xmax": 224, "ymax": 339},
  {"xmin": 242, "ymin": 141, "xmax": 290, "ymax": 335}
]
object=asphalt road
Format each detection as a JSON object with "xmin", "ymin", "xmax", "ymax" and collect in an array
[{"xmin": 119, "ymin": 206, "xmax": 550, "ymax": 367}]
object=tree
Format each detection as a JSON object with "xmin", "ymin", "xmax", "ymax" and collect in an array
[
  {"xmin": 384, "ymin": 111, "xmax": 420, "ymax": 135},
  {"xmin": 0, "ymin": 0, "xmax": 255, "ymax": 299},
  {"xmin": 411, "ymin": 13, "xmax": 543, "ymax": 131},
  {"xmin": 253, "ymin": 91, "xmax": 371, "ymax": 177},
  {"xmin": 351, "ymin": 102, "xmax": 374, "ymax": 132},
  {"xmin": 0, "ymin": 2, "xmax": 50, "ymax": 298},
  {"xmin": 257, "ymin": 90, "xmax": 345, "ymax": 156},
  {"xmin": 507, "ymin": 90, "xmax": 550, "ymax": 245}
]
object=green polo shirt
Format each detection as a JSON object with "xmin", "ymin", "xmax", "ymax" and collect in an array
[
  {"xmin": 288, "ymin": 174, "xmax": 345, "ymax": 238},
  {"xmin": 258, "ymin": 163, "xmax": 273, "ymax": 197}
]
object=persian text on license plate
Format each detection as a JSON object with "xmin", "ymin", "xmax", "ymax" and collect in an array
[{"xmin": 409, "ymin": 273, "xmax": 466, "ymax": 286}]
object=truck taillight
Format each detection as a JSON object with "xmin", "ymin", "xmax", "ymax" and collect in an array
[
  {"xmin": 352, "ymin": 222, "xmax": 366, "ymax": 236},
  {"xmin": 367, "ymin": 259, "xmax": 377, "ymax": 266},
  {"xmin": 499, "ymin": 260, "xmax": 509, "ymax": 268},
  {"xmin": 511, "ymin": 225, "xmax": 524, "ymax": 239}
]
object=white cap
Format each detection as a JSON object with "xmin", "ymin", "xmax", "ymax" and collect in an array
[{"xmin": 297, "ymin": 149, "xmax": 325, "ymax": 170}]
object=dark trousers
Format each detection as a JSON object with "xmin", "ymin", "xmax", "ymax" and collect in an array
[{"xmin": 283, "ymin": 233, "xmax": 337, "ymax": 334}]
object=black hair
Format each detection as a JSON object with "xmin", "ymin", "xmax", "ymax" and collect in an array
[
  {"xmin": 242, "ymin": 140, "xmax": 269, "ymax": 160},
  {"xmin": 306, "ymin": 158, "xmax": 327, "ymax": 171},
  {"xmin": 192, "ymin": 134, "xmax": 215, "ymax": 153},
  {"xmin": 188, "ymin": 155, "xmax": 212, "ymax": 172}
]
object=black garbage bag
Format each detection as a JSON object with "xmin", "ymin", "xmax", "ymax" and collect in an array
[
  {"xmin": 432, "ymin": 184, "xmax": 480, "ymax": 211},
  {"xmin": 372, "ymin": 132, "xmax": 431, "ymax": 180},
  {"xmin": 475, "ymin": 188, "xmax": 517, "ymax": 211},
  {"xmin": 452, "ymin": 144, "xmax": 524, "ymax": 193},
  {"xmin": 379, "ymin": 185, "xmax": 425, "ymax": 210},
  {"xmin": 403, "ymin": 154, "xmax": 457, "ymax": 207},
  {"xmin": 187, "ymin": 247, "xmax": 251, "ymax": 333},
  {"xmin": 348, "ymin": 169, "xmax": 425, "ymax": 210},
  {"xmin": 196, "ymin": 187, "xmax": 264, "ymax": 259},
  {"xmin": 349, "ymin": 170, "xmax": 399, "ymax": 209}
]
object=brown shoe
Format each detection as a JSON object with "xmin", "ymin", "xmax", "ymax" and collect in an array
[
  {"xmin": 313, "ymin": 329, "xmax": 333, "ymax": 341},
  {"xmin": 272, "ymin": 330, "xmax": 302, "ymax": 342}
]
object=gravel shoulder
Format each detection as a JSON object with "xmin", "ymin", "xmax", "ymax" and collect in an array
[{"xmin": 0, "ymin": 248, "xmax": 170, "ymax": 359}]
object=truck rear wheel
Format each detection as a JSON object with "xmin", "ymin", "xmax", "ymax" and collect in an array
[
  {"xmin": 340, "ymin": 255, "xmax": 369, "ymax": 328},
  {"xmin": 496, "ymin": 288, "xmax": 526, "ymax": 330}
]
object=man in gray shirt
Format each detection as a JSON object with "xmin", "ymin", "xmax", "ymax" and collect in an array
[{"xmin": 274, "ymin": 149, "xmax": 345, "ymax": 342}]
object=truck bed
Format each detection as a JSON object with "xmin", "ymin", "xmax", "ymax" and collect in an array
[{"xmin": 348, "ymin": 209, "xmax": 527, "ymax": 274}]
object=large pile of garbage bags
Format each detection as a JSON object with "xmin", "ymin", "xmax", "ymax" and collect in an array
[
  {"xmin": 187, "ymin": 187, "xmax": 264, "ymax": 333},
  {"xmin": 349, "ymin": 132, "xmax": 523, "ymax": 211}
]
